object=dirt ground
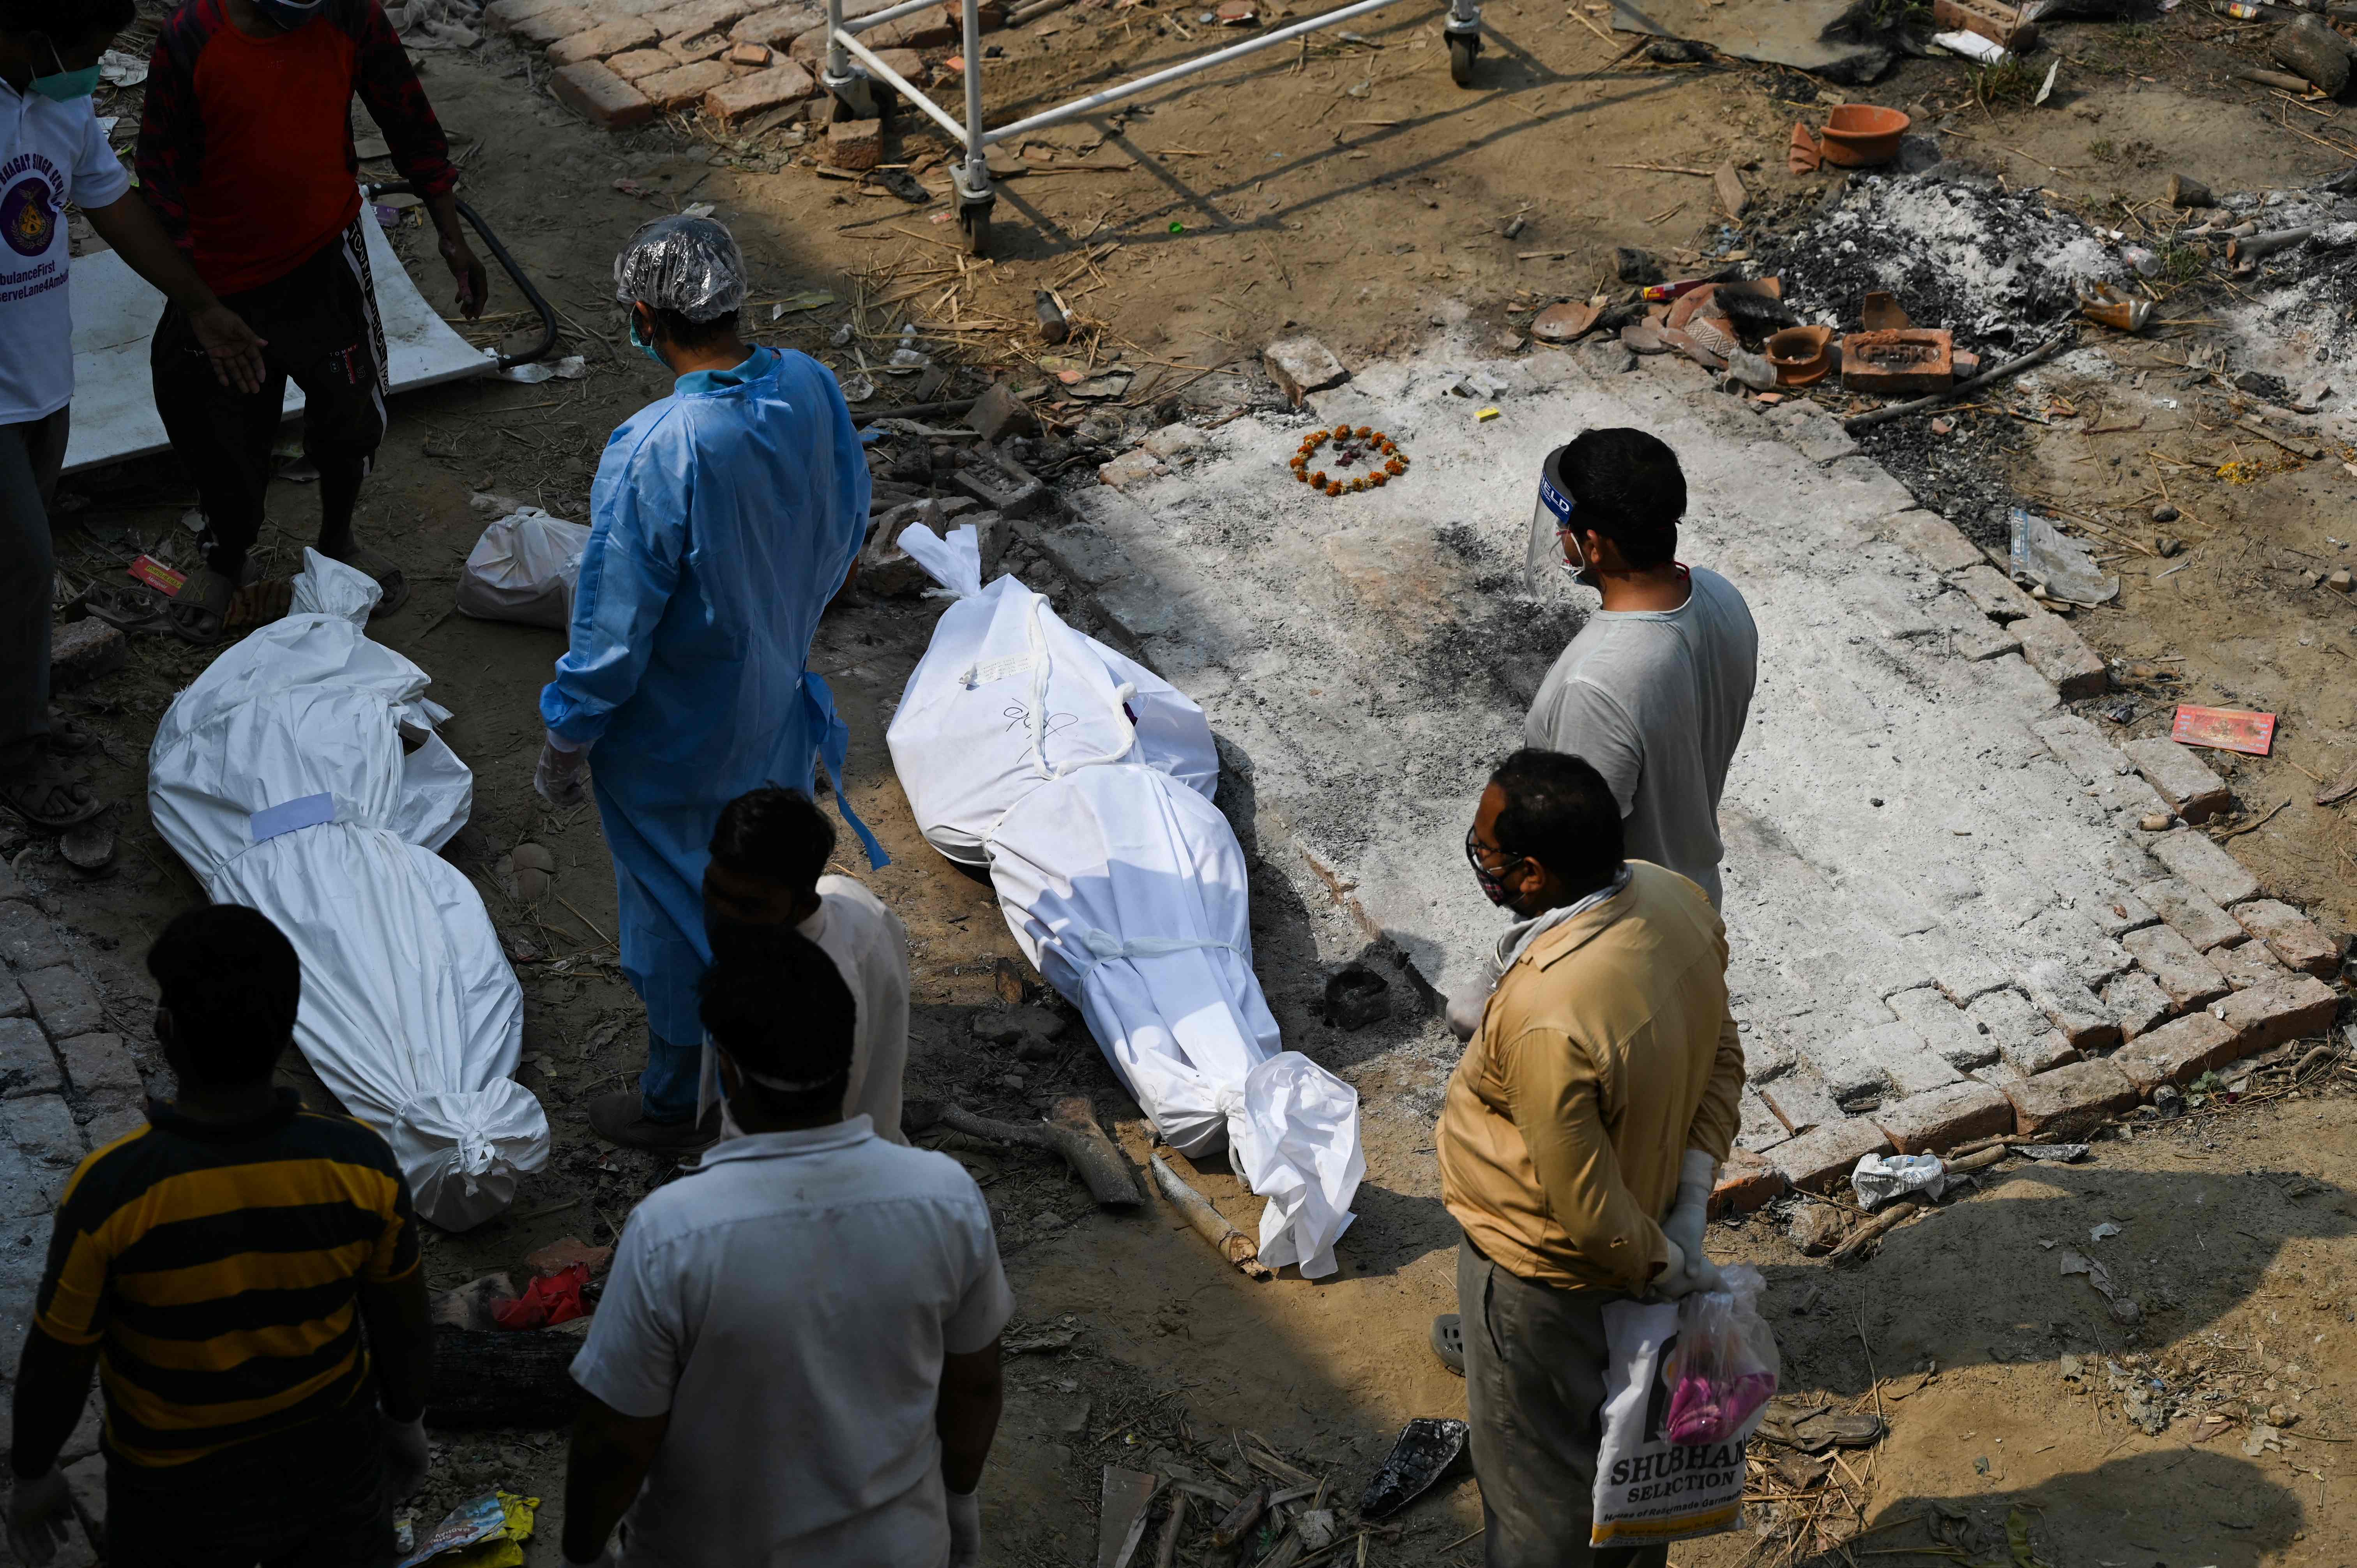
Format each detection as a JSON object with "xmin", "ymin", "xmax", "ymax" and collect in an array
[{"xmin": 24, "ymin": 0, "xmax": 2357, "ymax": 1560}]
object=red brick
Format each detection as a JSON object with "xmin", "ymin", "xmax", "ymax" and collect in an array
[
  {"xmin": 2001, "ymin": 1058, "xmax": 2138, "ymax": 1139},
  {"xmin": 704, "ymin": 60, "xmax": 817, "ymax": 120},
  {"xmin": 788, "ymin": 20, "xmax": 831, "ymax": 60},
  {"xmin": 608, "ymin": 47, "xmax": 674, "ymax": 80},
  {"xmin": 1871, "ymin": 1080, "xmax": 2014, "ymax": 1155},
  {"xmin": 731, "ymin": 2, "xmax": 824, "ymax": 42},
  {"xmin": 2212, "ymin": 941, "xmax": 2286, "ymax": 990},
  {"xmin": 2232, "ymin": 900, "xmax": 2343, "ymax": 978},
  {"xmin": 1841, "ymin": 328, "xmax": 1954, "ymax": 394},
  {"xmin": 49, "ymin": 620, "xmax": 125, "ymax": 690},
  {"xmin": 1710, "ymin": 1150, "xmax": 1787, "ymax": 1218},
  {"xmin": 2121, "ymin": 923, "xmax": 2229, "ymax": 1011},
  {"xmin": 484, "ymin": 0, "xmax": 578, "ymax": 31},
  {"xmin": 2122, "ymin": 738, "xmax": 2232, "ymax": 825},
  {"xmin": 726, "ymin": 39, "xmax": 772, "ymax": 63},
  {"xmin": 552, "ymin": 60, "xmax": 656, "ymax": 128},
  {"xmin": 2102, "ymin": 969, "xmax": 2171, "ymax": 1040},
  {"xmin": 2211, "ymin": 973, "xmax": 2340, "ymax": 1054},
  {"xmin": 640, "ymin": 56, "xmax": 734, "ymax": 109},
  {"xmin": 2022, "ymin": 961, "xmax": 2120, "ymax": 1053},
  {"xmin": 2137, "ymin": 877, "xmax": 2244, "ymax": 952},
  {"xmin": 1767, "ymin": 1117, "xmax": 1892, "ymax": 1195},
  {"xmin": 549, "ymin": 16, "xmax": 659, "ymax": 62},
  {"xmin": 512, "ymin": 4, "xmax": 598, "ymax": 44},
  {"xmin": 2111, "ymin": 1012, "xmax": 2239, "ymax": 1094},
  {"xmin": 2012, "ymin": 608, "xmax": 2108, "ymax": 701},
  {"xmin": 865, "ymin": 11, "xmax": 956, "ymax": 46},
  {"xmin": 824, "ymin": 115, "xmax": 883, "ymax": 169},
  {"xmin": 645, "ymin": 0, "xmax": 752, "ymax": 37},
  {"xmin": 667, "ymin": 28, "xmax": 732, "ymax": 61}
]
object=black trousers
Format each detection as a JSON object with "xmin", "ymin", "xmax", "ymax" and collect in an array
[
  {"xmin": 0, "ymin": 408, "xmax": 69, "ymax": 768},
  {"xmin": 103, "ymin": 1398, "xmax": 396, "ymax": 1568},
  {"xmin": 150, "ymin": 218, "xmax": 388, "ymax": 580}
]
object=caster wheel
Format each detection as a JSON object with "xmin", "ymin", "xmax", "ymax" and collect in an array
[
  {"xmin": 1448, "ymin": 32, "xmax": 1478, "ymax": 86},
  {"xmin": 959, "ymin": 205, "xmax": 991, "ymax": 257}
]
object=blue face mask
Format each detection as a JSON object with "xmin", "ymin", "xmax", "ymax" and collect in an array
[
  {"xmin": 628, "ymin": 311, "xmax": 667, "ymax": 369},
  {"xmin": 30, "ymin": 41, "xmax": 100, "ymax": 102}
]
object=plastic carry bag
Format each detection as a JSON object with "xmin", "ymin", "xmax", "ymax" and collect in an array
[
  {"xmin": 1592, "ymin": 1265, "xmax": 1777, "ymax": 1547},
  {"xmin": 884, "ymin": 524, "xmax": 1362, "ymax": 1275},
  {"xmin": 149, "ymin": 551, "xmax": 549, "ymax": 1229},
  {"xmin": 456, "ymin": 507, "xmax": 592, "ymax": 630},
  {"xmin": 1851, "ymin": 1151, "xmax": 1947, "ymax": 1211}
]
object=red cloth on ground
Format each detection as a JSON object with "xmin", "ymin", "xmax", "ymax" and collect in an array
[{"xmin": 493, "ymin": 1262, "xmax": 588, "ymax": 1330}]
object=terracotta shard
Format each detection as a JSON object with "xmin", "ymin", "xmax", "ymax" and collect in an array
[{"xmin": 1531, "ymin": 300, "xmax": 1604, "ymax": 342}]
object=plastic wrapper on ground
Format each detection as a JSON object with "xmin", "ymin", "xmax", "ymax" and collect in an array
[
  {"xmin": 884, "ymin": 524, "xmax": 1362, "ymax": 1276},
  {"xmin": 148, "ymin": 551, "xmax": 548, "ymax": 1229}
]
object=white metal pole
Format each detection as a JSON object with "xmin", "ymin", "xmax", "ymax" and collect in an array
[
  {"xmin": 824, "ymin": 0, "xmax": 850, "ymax": 92},
  {"xmin": 960, "ymin": 0, "xmax": 988, "ymax": 190},
  {"xmin": 979, "ymin": 0, "xmax": 1412, "ymax": 145}
]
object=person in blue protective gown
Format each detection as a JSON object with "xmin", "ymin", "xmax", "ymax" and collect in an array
[{"xmin": 534, "ymin": 214, "xmax": 885, "ymax": 1153}]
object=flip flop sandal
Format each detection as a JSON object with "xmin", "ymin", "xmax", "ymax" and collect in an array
[
  {"xmin": 164, "ymin": 562, "xmax": 259, "ymax": 646},
  {"xmin": 328, "ymin": 545, "xmax": 409, "ymax": 619},
  {"xmin": 78, "ymin": 583, "xmax": 172, "ymax": 635},
  {"xmin": 1430, "ymin": 1313, "xmax": 1465, "ymax": 1377},
  {"xmin": 42, "ymin": 710, "xmax": 99, "ymax": 757},
  {"xmin": 0, "ymin": 757, "xmax": 107, "ymax": 831}
]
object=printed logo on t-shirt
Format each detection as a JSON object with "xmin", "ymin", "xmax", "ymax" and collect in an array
[{"xmin": 0, "ymin": 153, "xmax": 62, "ymax": 259}]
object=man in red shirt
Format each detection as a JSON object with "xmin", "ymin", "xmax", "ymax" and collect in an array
[{"xmin": 136, "ymin": 0, "xmax": 488, "ymax": 641}]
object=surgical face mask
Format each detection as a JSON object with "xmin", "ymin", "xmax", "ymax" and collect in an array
[
  {"xmin": 628, "ymin": 310, "xmax": 667, "ymax": 369},
  {"xmin": 30, "ymin": 41, "xmax": 100, "ymax": 102},
  {"xmin": 252, "ymin": 0, "xmax": 325, "ymax": 30}
]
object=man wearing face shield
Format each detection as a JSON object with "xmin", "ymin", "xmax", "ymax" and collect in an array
[
  {"xmin": 537, "ymin": 215, "xmax": 881, "ymax": 1154},
  {"xmin": 1520, "ymin": 430, "xmax": 1756, "ymax": 911},
  {"xmin": 1435, "ymin": 749, "xmax": 1746, "ymax": 1567}
]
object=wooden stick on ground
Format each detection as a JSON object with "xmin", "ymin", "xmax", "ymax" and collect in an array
[
  {"xmin": 1150, "ymin": 1155, "xmax": 1274, "ymax": 1279},
  {"xmin": 910, "ymin": 1097, "xmax": 1143, "ymax": 1207},
  {"xmin": 1828, "ymin": 1199, "xmax": 1922, "ymax": 1268},
  {"xmin": 1842, "ymin": 330, "xmax": 2075, "ymax": 433}
]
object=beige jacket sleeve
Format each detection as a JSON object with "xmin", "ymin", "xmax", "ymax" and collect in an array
[{"xmin": 1500, "ymin": 1024, "xmax": 1668, "ymax": 1296}]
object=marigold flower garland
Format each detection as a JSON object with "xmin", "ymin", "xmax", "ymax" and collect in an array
[{"xmin": 1290, "ymin": 425, "xmax": 1408, "ymax": 496}]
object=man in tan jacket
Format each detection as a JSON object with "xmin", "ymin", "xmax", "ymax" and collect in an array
[{"xmin": 1439, "ymin": 748, "xmax": 1745, "ymax": 1566}]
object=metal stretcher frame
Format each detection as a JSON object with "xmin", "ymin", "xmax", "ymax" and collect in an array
[{"xmin": 820, "ymin": 0, "xmax": 1486, "ymax": 253}]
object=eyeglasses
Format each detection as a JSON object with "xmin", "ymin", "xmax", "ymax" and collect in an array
[{"xmin": 1465, "ymin": 824, "xmax": 1528, "ymax": 902}]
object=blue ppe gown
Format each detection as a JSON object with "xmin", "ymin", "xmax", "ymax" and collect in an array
[{"xmin": 541, "ymin": 346, "xmax": 885, "ymax": 1073}]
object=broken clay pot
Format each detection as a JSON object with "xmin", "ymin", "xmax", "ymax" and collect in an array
[
  {"xmin": 1764, "ymin": 324, "xmax": 1834, "ymax": 387},
  {"xmin": 1530, "ymin": 300, "xmax": 1604, "ymax": 343},
  {"xmin": 1818, "ymin": 104, "xmax": 1910, "ymax": 168}
]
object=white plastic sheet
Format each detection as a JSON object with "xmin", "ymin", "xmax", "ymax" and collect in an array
[
  {"xmin": 886, "ymin": 525, "xmax": 1361, "ymax": 1275},
  {"xmin": 149, "ymin": 552, "xmax": 548, "ymax": 1229},
  {"xmin": 456, "ymin": 507, "xmax": 592, "ymax": 630}
]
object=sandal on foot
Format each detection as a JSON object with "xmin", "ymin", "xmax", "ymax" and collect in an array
[
  {"xmin": 1431, "ymin": 1313, "xmax": 1465, "ymax": 1377},
  {"xmin": 324, "ymin": 544, "xmax": 409, "ymax": 619},
  {"xmin": 0, "ymin": 756, "xmax": 106, "ymax": 831},
  {"xmin": 42, "ymin": 710, "xmax": 99, "ymax": 757},
  {"xmin": 165, "ymin": 562, "xmax": 256, "ymax": 646}
]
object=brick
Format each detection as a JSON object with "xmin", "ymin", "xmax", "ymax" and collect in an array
[
  {"xmin": 1804, "ymin": 1030, "xmax": 1899, "ymax": 1109},
  {"xmin": 2111, "ymin": 1012, "xmax": 2239, "ymax": 1094},
  {"xmin": 639, "ymin": 56, "xmax": 733, "ymax": 108},
  {"xmin": 1967, "ymin": 987, "xmax": 2048, "ymax": 1063},
  {"xmin": 1908, "ymin": 933, "xmax": 2011, "ymax": 1006},
  {"xmin": 868, "ymin": 44, "xmax": 924, "ymax": 79},
  {"xmin": 645, "ymin": 0, "xmax": 752, "ymax": 37},
  {"xmin": 17, "ymin": 966, "xmax": 102, "ymax": 1042},
  {"xmin": 2136, "ymin": 878, "xmax": 2244, "ymax": 952},
  {"xmin": 2121, "ymin": 738, "xmax": 2232, "ymax": 825},
  {"xmin": 2034, "ymin": 715, "xmax": 2169, "ymax": 818},
  {"xmin": 2021, "ymin": 960, "xmax": 2121, "ymax": 1052},
  {"xmin": 787, "ymin": 21, "xmax": 831, "ymax": 60},
  {"xmin": 1933, "ymin": 599, "xmax": 2021, "ymax": 662},
  {"xmin": 2018, "ymin": 905, "xmax": 2132, "ymax": 989},
  {"xmin": 83, "ymin": 1100, "xmax": 146, "ymax": 1150},
  {"xmin": 1888, "ymin": 986, "xmax": 1998, "ymax": 1070},
  {"xmin": 2063, "ymin": 880, "xmax": 2157, "ymax": 938},
  {"xmin": 2210, "ymin": 973, "xmax": 2340, "ymax": 1053},
  {"xmin": 2149, "ymin": 830, "xmax": 2260, "ymax": 907},
  {"xmin": 1765, "ymin": 399, "xmax": 1859, "ymax": 465},
  {"xmin": 1872, "ymin": 1080, "xmax": 2014, "ymax": 1155},
  {"xmin": 49, "ymin": 620, "xmax": 126, "ymax": 690},
  {"xmin": 1710, "ymin": 1148, "xmax": 1787, "ymax": 1217},
  {"xmin": 1265, "ymin": 337, "xmax": 1349, "ymax": 404},
  {"xmin": 607, "ymin": 46, "xmax": 675, "ymax": 79},
  {"xmin": 0, "ymin": 1094, "xmax": 82, "ymax": 1165},
  {"xmin": 2212, "ymin": 940, "xmax": 2286, "ymax": 990},
  {"xmin": 1953, "ymin": 562, "xmax": 2034, "ymax": 621},
  {"xmin": 2012, "ymin": 608, "xmax": 2108, "ymax": 699},
  {"xmin": 2102, "ymin": 969, "xmax": 2171, "ymax": 1040},
  {"xmin": 549, "ymin": 16, "xmax": 659, "ymax": 62},
  {"xmin": 484, "ymin": 0, "xmax": 578, "ymax": 29},
  {"xmin": 512, "ymin": 4, "xmax": 598, "ymax": 44},
  {"xmin": 0, "ymin": 1019, "xmax": 58, "ymax": 1098},
  {"xmin": 1842, "ymin": 328, "xmax": 1954, "ymax": 394},
  {"xmin": 823, "ymin": 115, "xmax": 884, "ymax": 169},
  {"xmin": 704, "ymin": 59, "xmax": 816, "ymax": 120},
  {"xmin": 0, "ymin": 1138, "xmax": 65, "ymax": 1218},
  {"xmin": 731, "ymin": 2, "xmax": 824, "ymax": 42},
  {"xmin": 1768, "ymin": 1117, "xmax": 1893, "ymax": 1194},
  {"xmin": 726, "ymin": 39, "xmax": 772, "ymax": 62},
  {"xmin": 0, "ymin": 976, "xmax": 23, "ymax": 1018},
  {"xmin": 552, "ymin": 59, "xmax": 657, "ymax": 127},
  {"xmin": 1758, "ymin": 1072, "xmax": 1842, "ymax": 1136},
  {"xmin": 0, "ymin": 901, "xmax": 67, "ymax": 972},
  {"xmin": 666, "ymin": 28, "xmax": 731, "ymax": 60},
  {"xmin": 60, "ymin": 1033, "xmax": 140, "ymax": 1100},
  {"xmin": 2001, "ymin": 1058, "xmax": 2139, "ymax": 1139},
  {"xmin": 2232, "ymin": 900, "xmax": 2342, "ymax": 978},
  {"xmin": 1883, "ymin": 509, "xmax": 1985, "ymax": 574},
  {"xmin": 1735, "ymin": 1086, "xmax": 1790, "ymax": 1153},
  {"xmin": 2122, "ymin": 923, "xmax": 2230, "ymax": 1011}
]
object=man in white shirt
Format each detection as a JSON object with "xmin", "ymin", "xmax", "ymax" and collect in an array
[
  {"xmin": 689, "ymin": 785, "xmax": 912, "ymax": 1141},
  {"xmin": 562, "ymin": 931, "xmax": 1009, "ymax": 1568},
  {"xmin": 1523, "ymin": 429, "xmax": 1757, "ymax": 911},
  {"xmin": 0, "ymin": 0, "xmax": 261, "ymax": 830}
]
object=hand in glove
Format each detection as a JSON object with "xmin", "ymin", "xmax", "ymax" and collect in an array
[
  {"xmin": 1444, "ymin": 987, "xmax": 1488, "ymax": 1043},
  {"xmin": 6, "ymin": 1469, "xmax": 75, "ymax": 1565},
  {"xmin": 947, "ymin": 1486, "xmax": 982, "ymax": 1568},
  {"xmin": 1659, "ymin": 1149, "xmax": 1717, "ymax": 1287},
  {"xmin": 535, "ymin": 731, "xmax": 590, "ymax": 809},
  {"xmin": 1656, "ymin": 1237, "xmax": 1726, "ymax": 1300},
  {"xmin": 387, "ymin": 1415, "xmax": 431, "ymax": 1498}
]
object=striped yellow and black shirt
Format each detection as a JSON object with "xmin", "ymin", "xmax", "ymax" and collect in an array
[{"xmin": 34, "ymin": 1090, "xmax": 419, "ymax": 1468}]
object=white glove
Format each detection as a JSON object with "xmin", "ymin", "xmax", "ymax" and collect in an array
[
  {"xmin": 1660, "ymin": 1149, "xmax": 1717, "ymax": 1282},
  {"xmin": 387, "ymin": 1415, "xmax": 430, "ymax": 1497},
  {"xmin": 1444, "ymin": 987, "xmax": 1488, "ymax": 1043},
  {"xmin": 534, "ymin": 730, "xmax": 590, "ymax": 808},
  {"xmin": 6, "ymin": 1469, "xmax": 75, "ymax": 1565},
  {"xmin": 946, "ymin": 1486, "xmax": 982, "ymax": 1568},
  {"xmin": 1656, "ymin": 1238, "xmax": 1726, "ymax": 1300}
]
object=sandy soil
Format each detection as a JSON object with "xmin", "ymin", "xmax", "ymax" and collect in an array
[{"xmin": 24, "ymin": 1, "xmax": 2357, "ymax": 1561}]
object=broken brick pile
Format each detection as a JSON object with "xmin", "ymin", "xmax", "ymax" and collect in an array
[{"xmin": 488, "ymin": 0, "xmax": 986, "ymax": 131}]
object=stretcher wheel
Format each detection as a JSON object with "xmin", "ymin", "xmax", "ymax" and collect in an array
[
  {"xmin": 1448, "ymin": 32, "xmax": 1479, "ymax": 86},
  {"xmin": 959, "ymin": 203, "xmax": 991, "ymax": 257}
]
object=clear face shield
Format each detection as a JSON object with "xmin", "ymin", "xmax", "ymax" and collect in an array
[{"xmin": 1522, "ymin": 443, "xmax": 1582, "ymax": 596}]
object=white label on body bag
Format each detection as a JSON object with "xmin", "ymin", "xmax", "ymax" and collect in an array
[{"xmin": 1590, "ymin": 1298, "xmax": 1753, "ymax": 1547}]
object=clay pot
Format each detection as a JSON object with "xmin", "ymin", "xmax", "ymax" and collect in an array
[
  {"xmin": 1818, "ymin": 104, "xmax": 1910, "ymax": 167},
  {"xmin": 1764, "ymin": 325, "xmax": 1834, "ymax": 387}
]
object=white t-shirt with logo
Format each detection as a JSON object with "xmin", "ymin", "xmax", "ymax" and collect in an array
[{"xmin": 1, "ymin": 83, "xmax": 130, "ymax": 424}]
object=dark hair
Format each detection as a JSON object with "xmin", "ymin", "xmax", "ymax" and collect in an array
[
  {"xmin": 648, "ymin": 306, "xmax": 741, "ymax": 351},
  {"xmin": 700, "ymin": 928, "xmax": 855, "ymax": 1118},
  {"xmin": 2, "ymin": 0, "xmax": 133, "ymax": 42},
  {"xmin": 1489, "ymin": 749, "xmax": 1623, "ymax": 889},
  {"xmin": 1561, "ymin": 428, "xmax": 1685, "ymax": 570},
  {"xmin": 710, "ymin": 787, "xmax": 833, "ymax": 890},
  {"xmin": 146, "ymin": 905, "xmax": 300, "ymax": 1087}
]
